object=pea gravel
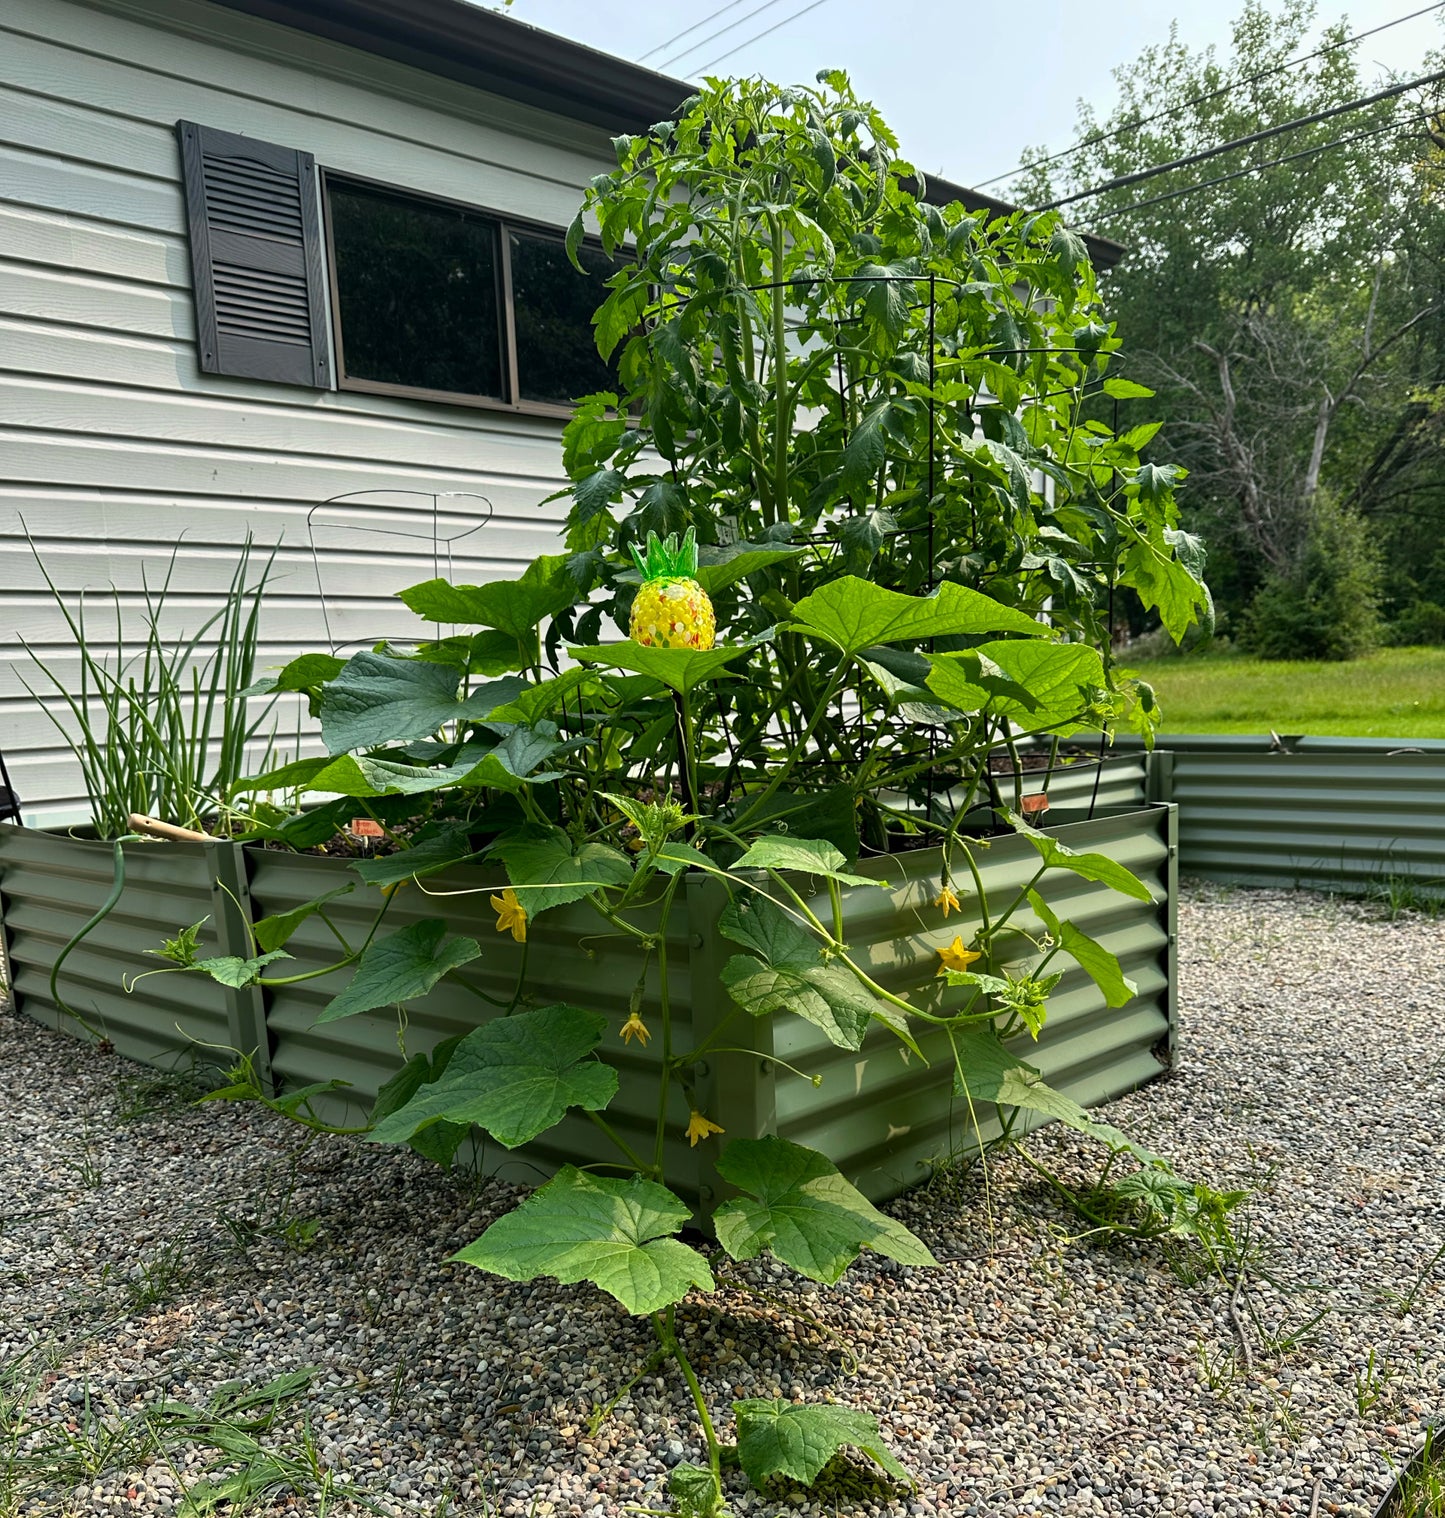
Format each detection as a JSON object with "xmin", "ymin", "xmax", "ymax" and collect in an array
[{"xmin": 3, "ymin": 882, "xmax": 1442, "ymax": 1517}]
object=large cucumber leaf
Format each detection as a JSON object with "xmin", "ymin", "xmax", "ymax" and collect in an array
[
  {"xmin": 453, "ymin": 1167, "xmax": 714, "ymax": 1315},
  {"xmin": 369, "ymin": 1004, "xmax": 617, "ymax": 1150},
  {"xmin": 789, "ymin": 576, "xmax": 1041, "ymax": 656},
  {"xmin": 732, "ymin": 1399, "xmax": 912, "ymax": 1490},
  {"xmin": 316, "ymin": 920, "xmax": 481, "ymax": 1023},
  {"xmin": 713, "ymin": 1136, "xmax": 936, "ymax": 1283}
]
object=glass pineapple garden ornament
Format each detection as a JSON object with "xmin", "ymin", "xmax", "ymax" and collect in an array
[{"xmin": 628, "ymin": 528, "xmax": 716, "ymax": 650}]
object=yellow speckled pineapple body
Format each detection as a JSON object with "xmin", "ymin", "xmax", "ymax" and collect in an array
[{"xmin": 628, "ymin": 528, "xmax": 716, "ymax": 650}]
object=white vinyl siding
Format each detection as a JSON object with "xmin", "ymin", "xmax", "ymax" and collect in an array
[{"xmin": 0, "ymin": 0, "xmax": 615, "ymax": 823}]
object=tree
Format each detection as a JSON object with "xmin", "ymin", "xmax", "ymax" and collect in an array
[{"xmin": 1012, "ymin": 0, "xmax": 1445, "ymax": 648}]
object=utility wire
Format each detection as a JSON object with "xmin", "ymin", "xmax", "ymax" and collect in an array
[
  {"xmin": 686, "ymin": 0, "xmax": 832, "ymax": 74},
  {"xmin": 640, "ymin": 0, "xmax": 746, "ymax": 62},
  {"xmin": 653, "ymin": 0, "xmax": 791, "ymax": 71},
  {"xmin": 1091, "ymin": 106, "xmax": 1432, "ymax": 221},
  {"xmin": 1037, "ymin": 65, "xmax": 1445, "ymax": 211},
  {"xmin": 975, "ymin": 0, "xmax": 1445, "ymax": 191}
]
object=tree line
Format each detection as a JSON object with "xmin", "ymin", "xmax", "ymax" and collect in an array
[{"xmin": 1013, "ymin": 0, "xmax": 1445, "ymax": 659}]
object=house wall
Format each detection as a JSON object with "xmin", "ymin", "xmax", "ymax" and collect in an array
[{"xmin": 0, "ymin": 0, "xmax": 620, "ymax": 823}]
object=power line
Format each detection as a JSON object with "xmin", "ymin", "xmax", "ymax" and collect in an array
[
  {"xmin": 974, "ymin": 1, "xmax": 1445, "ymax": 192},
  {"xmin": 640, "ymin": 1, "xmax": 744, "ymax": 62},
  {"xmin": 652, "ymin": 0, "xmax": 783, "ymax": 70},
  {"xmin": 1037, "ymin": 65, "xmax": 1445, "ymax": 211},
  {"xmin": 1092, "ymin": 107, "xmax": 1431, "ymax": 222},
  {"xmin": 685, "ymin": 0, "xmax": 832, "ymax": 74},
  {"xmin": 652, "ymin": 0, "xmax": 790, "ymax": 71}
]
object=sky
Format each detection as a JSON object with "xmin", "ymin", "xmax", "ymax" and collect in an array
[{"xmin": 505, "ymin": 0, "xmax": 1441, "ymax": 193}]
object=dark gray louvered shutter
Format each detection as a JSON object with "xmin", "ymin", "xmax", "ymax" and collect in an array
[{"xmin": 177, "ymin": 121, "xmax": 330, "ymax": 387}]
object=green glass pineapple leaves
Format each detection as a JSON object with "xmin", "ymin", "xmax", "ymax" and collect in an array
[{"xmin": 630, "ymin": 525, "xmax": 702, "ymax": 583}]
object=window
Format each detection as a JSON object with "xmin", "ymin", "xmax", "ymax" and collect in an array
[
  {"xmin": 176, "ymin": 123, "xmax": 623, "ymax": 416},
  {"xmin": 327, "ymin": 179, "xmax": 504, "ymax": 401},
  {"xmin": 323, "ymin": 174, "xmax": 620, "ymax": 414},
  {"xmin": 509, "ymin": 230, "xmax": 618, "ymax": 407}
]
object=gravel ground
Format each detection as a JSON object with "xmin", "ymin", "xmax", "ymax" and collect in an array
[{"xmin": 2, "ymin": 882, "xmax": 1443, "ymax": 1517}]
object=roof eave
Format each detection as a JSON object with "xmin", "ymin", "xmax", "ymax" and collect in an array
[{"xmin": 208, "ymin": 0, "xmax": 1124, "ymax": 268}]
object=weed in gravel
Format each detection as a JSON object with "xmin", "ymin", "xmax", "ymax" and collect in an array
[
  {"xmin": 1353, "ymin": 1347, "xmax": 1399, "ymax": 1418},
  {"xmin": 148, "ymin": 1376, "xmax": 332, "ymax": 1516},
  {"xmin": 1024, "ymin": 1228, "xmax": 1077, "ymax": 1313},
  {"xmin": 214, "ymin": 1138, "xmax": 327, "ymax": 1258},
  {"xmin": 59, "ymin": 1120, "xmax": 105, "ymax": 1190},
  {"xmin": 1377, "ymin": 1239, "xmax": 1445, "ymax": 1319},
  {"xmin": 0, "ymin": 1347, "xmax": 51, "ymax": 1515},
  {"xmin": 1363, "ymin": 874, "xmax": 1445, "ymax": 922},
  {"xmin": 35, "ymin": 1378, "xmax": 155, "ymax": 1488},
  {"xmin": 1245, "ymin": 1387, "xmax": 1303, "ymax": 1450},
  {"xmin": 0, "ymin": 1206, "xmax": 62, "ymax": 1240},
  {"xmin": 386, "ymin": 1360, "xmax": 409, "ymax": 1420},
  {"xmin": 0, "ymin": 1363, "xmax": 348, "ymax": 1517},
  {"xmin": 122, "ymin": 1237, "xmax": 218, "ymax": 1315},
  {"xmin": 1247, "ymin": 1299, "xmax": 1333, "ymax": 1363},
  {"xmin": 1240, "ymin": 1142, "xmax": 1282, "ymax": 1193},
  {"xmin": 113, "ymin": 1061, "xmax": 221, "ymax": 1122},
  {"xmin": 1194, "ymin": 1336, "xmax": 1243, "ymax": 1398}
]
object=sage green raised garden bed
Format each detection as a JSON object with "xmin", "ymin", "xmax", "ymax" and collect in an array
[
  {"xmin": 0, "ymin": 826, "xmax": 258, "ymax": 1069},
  {"xmin": 0, "ymin": 803, "xmax": 1176, "ymax": 1209}
]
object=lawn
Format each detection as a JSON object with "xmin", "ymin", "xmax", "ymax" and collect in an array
[{"xmin": 1130, "ymin": 646, "xmax": 1445, "ymax": 738}]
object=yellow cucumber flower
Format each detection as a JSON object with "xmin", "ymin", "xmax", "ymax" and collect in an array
[
  {"xmin": 490, "ymin": 888, "xmax": 528, "ymax": 943},
  {"xmin": 620, "ymin": 1012, "xmax": 651, "ymax": 1046},
  {"xmin": 936, "ymin": 935, "xmax": 983, "ymax": 976},
  {"xmin": 934, "ymin": 884, "xmax": 961, "ymax": 917},
  {"xmin": 685, "ymin": 1111, "xmax": 725, "ymax": 1147}
]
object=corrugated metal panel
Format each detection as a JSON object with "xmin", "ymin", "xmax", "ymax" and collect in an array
[
  {"xmin": 1124, "ymin": 733, "xmax": 1445, "ymax": 756},
  {"xmin": 243, "ymin": 847, "xmax": 709, "ymax": 1200},
  {"xmin": 0, "ymin": 0, "xmax": 619, "ymax": 820},
  {"xmin": 1162, "ymin": 750, "xmax": 1445, "ymax": 891},
  {"xmin": 3, "ymin": 808, "xmax": 1176, "ymax": 1211},
  {"xmin": 1008, "ymin": 753, "xmax": 1147, "ymax": 812},
  {"xmin": 1070, "ymin": 737, "xmax": 1445, "ymax": 892},
  {"xmin": 924, "ymin": 752, "xmax": 1147, "ymax": 826},
  {"xmin": 758, "ymin": 806, "xmax": 1176, "ymax": 1201},
  {"xmin": 0, "ymin": 822, "xmax": 236, "ymax": 1065},
  {"xmin": 248, "ymin": 810, "xmax": 1175, "ymax": 1207}
]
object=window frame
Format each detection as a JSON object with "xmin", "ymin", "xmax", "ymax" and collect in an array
[{"xmin": 320, "ymin": 169, "xmax": 619, "ymax": 420}]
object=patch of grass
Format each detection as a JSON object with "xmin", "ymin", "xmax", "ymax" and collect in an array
[
  {"xmin": 113, "ymin": 1062, "xmax": 223, "ymax": 1122},
  {"xmin": 0, "ymin": 1359, "xmax": 469, "ymax": 1517},
  {"xmin": 59, "ymin": 1123, "xmax": 105, "ymax": 1191},
  {"xmin": 0, "ymin": 1367, "xmax": 321, "ymax": 1516},
  {"xmin": 122, "ymin": 1238, "xmax": 218, "ymax": 1315},
  {"xmin": 1131, "ymin": 646, "xmax": 1445, "ymax": 737},
  {"xmin": 1354, "ymin": 1347, "xmax": 1398, "ymax": 1419},
  {"xmin": 1387, "ymin": 1427, "xmax": 1445, "ymax": 1517},
  {"xmin": 0, "ymin": 1279, "xmax": 479, "ymax": 1518},
  {"xmin": 1365, "ymin": 875, "xmax": 1445, "ymax": 921}
]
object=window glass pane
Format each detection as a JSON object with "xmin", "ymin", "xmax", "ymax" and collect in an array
[
  {"xmin": 510, "ymin": 232, "xmax": 619, "ymax": 407},
  {"xmin": 329, "ymin": 181, "xmax": 503, "ymax": 399}
]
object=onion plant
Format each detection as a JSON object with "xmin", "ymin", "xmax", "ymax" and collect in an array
[{"xmin": 16, "ymin": 530, "xmax": 281, "ymax": 837}]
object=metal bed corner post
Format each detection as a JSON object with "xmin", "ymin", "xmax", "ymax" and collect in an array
[{"xmin": 0, "ymin": 743, "xmax": 21, "ymax": 826}]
